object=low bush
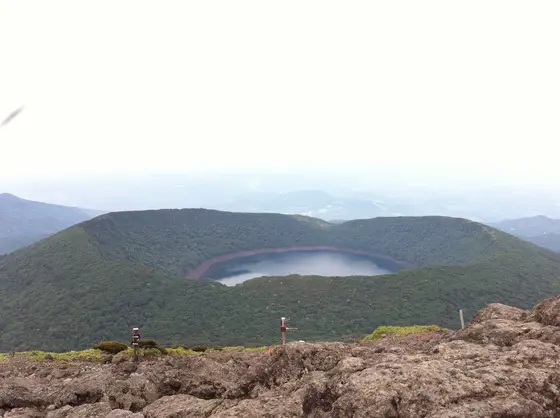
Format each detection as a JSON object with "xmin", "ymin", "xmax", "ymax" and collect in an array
[
  {"xmin": 93, "ymin": 341, "xmax": 128, "ymax": 354},
  {"xmin": 138, "ymin": 339, "xmax": 167, "ymax": 354},
  {"xmin": 190, "ymin": 345, "xmax": 208, "ymax": 352},
  {"xmin": 171, "ymin": 344, "xmax": 187, "ymax": 350},
  {"xmin": 140, "ymin": 348, "xmax": 167, "ymax": 357}
]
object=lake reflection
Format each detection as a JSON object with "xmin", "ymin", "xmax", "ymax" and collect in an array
[{"xmin": 204, "ymin": 251, "xmax": 392, "ymax": 286}]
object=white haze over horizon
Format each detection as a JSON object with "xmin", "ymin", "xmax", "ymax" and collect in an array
[
  {"xmin": 210, "ymin": 252, "xmax": 391, "ymax": 286},
  {"xmin": 0, "ymin": 1, "xmax": 559, "ymax": 190}
]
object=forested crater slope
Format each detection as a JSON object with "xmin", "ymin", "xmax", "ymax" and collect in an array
[
  {"xmin": 0, "ymin": 208, "xmax": 559, "ymax": 352},
  {"xmin": 80, "ymin": 209, "xmax": 512, "ymax": 277}
]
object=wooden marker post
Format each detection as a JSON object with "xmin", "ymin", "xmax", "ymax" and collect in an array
[
  {"xmin": 131, "ymin": 327, "xmax": 141, "ymax": 361},
  {"xmin": 459, "ymin": 310, "xmax": 465, "ymax": 329},
  {"xmin": 280, "ymin": 317, "xmax": 298, "ymax": 345}
]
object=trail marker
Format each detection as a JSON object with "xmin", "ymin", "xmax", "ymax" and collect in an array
[
  {"xmin": 131, "ymin": 327, "xmax": 141, "ymax": 360},
  {"xmin": 459, "ymin": 310, "xmax": 465, "ymax": 329},
  {"xmin": 280, "ymin": 317, "xmax": 298, "ymax": 345}
]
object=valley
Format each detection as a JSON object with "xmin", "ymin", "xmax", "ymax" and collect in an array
[
  {"xmin": 3, "ymin": 2, "xmax": 559, "ymax": 415},
  {"xmin": 0, "ymin": 208, "xmax": 559, "ymax": 353}
]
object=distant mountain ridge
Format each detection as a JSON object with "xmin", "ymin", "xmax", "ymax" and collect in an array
[
  {"xmin": 527, "ymin": 233, "xmax": 560, "ymax": 252},
  {"xmin": 490, "ymin": 215, "xmax": 560, "ymax": 252},
  {"xmin": 490, "ymin": 215, "xmax": 560, "ymax": 236},
  {"xmin": 217, "ymin": 189, "xmax": 406, "ymax": 220},
  {"xmin": 216, "ymin": 188, "xmax": 560, "ymax": 224},
  {"xmin": 12, "ymin": 173, "xmax": 560, "ymax": 222},
  {"xmin": 0, "ymin": 193, "xmax": 104, "ymax": 254}
]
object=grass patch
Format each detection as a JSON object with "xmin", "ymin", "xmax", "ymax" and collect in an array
[
  {"xmin": 216, "ymin": 345, "xmax": 269, "ymax": 352},
  {"xmin": 243, "ymin": 346, "xmax": 269, "ymax": 352},
  {"xmin": 0, "ymin": 349, "xmax": 103, "ymax": 362},
  {"xmin": 0, "ymin": 344, "xmax": 275, "ymax": 362},
  {"xmin": 362, "ymin": 325, "xmax": 447, "ymax": 342},
  {"xmin": 166, "ymin": 347, "xmax": 204, "ymax": 356}
]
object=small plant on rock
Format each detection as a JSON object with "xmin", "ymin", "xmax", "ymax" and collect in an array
[
  {"xmin": 362, "ymin": 325, "xmax": 446, "ymax": 342},
  {"xmin": 171, "ymin": 344, "xmax": 187, "ymax": 350}
]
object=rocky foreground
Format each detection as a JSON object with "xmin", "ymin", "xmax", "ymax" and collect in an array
[{"xmin": 1, "ymin": 296, "xmax": 560, "ymax": 417}]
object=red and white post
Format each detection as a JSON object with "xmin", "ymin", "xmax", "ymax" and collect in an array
[
  {"xmin": 280, "ymin": 317, "xmax": 287, "ymax": 346},
  {"xmin": 280, "ymin": 317, "xmax": 298, "ymax": 345}
]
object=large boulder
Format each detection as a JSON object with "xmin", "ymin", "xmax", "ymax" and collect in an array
[
  {"xmin": 1, "ymin": 297, "xmax": 560, "ymax": 417},
  {"xmin": 4, "ymin": 408, "xmax": 44, "ymax": 418},
  {"xmin": 211, "ymin": 396, "xmax": 303, "ymax": 418},
  {"xmin": 469, "ymin": 303, "xmax": 527, "ymax": 324},
  {"xmin": 45, "ymin": 403, "xmax": 112, "ymax": 418},
  {"xmin": 302, "ymin": 339, "xmax": 560, "ymax": 417},
  {"xmin": 142, "ymin": 395, "xmax": 220, "ymax": 418},
  {"xmin": 0, "ymin": 381, "xmax": 46, "ymax": 410},
  {"xmin": 65, "ymin": 402, "xmax": 112, "ymax": 418},
  {"xmin": 140, "ymin": 355, "xmax": 249, "ymax": 400},
  {"xmin": 106, "ymin": 374, "xmax": 158, "ymax": 412},
  {"xmin": 48, "ymin": 382, "xmax": 104, "ymax": 409},
  {"xmin": 530, "ymin": 294, "xmax": 560, "ymax": 326},
  {"xmin": 249, "ymin": 342, "xmax": 347, "ymax": 389},
  {"xmin": 106, "ymin": 409, "xmax": 145, "ymax": 418}
]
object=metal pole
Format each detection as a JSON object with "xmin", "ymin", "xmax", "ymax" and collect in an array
[{"xmin": 459, "ymin": 309, "xmax": 465, "ymax": 329}]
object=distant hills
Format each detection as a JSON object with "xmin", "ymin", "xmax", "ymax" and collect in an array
[
  {"xmin": 490, "ymin": 215, "xmax": 560, "ymax": 252},
  {"xmin": 217, "ymin": 189, "xmax": 560, "ymax": 223},
  {"xmin": 0, "ymin": 208, "xmax": 559, "ymax": 352},
  {"xmin": 0, "ymin": 193, "xmax": 103, "ymax": 254},
  {"xmin": 12, "ymin": 172, "xmax": 560, "ymax": 222},
  {"xmin": 527, "ymin": 234, "xmax": 560, "ymax": 252},
  {"xmin": 217, "ymin": 190, "xmax": 407, "ymax": 220}
]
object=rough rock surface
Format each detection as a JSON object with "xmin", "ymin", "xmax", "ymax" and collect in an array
[{"xmin": 0, "ymin": 295, "xmax": 559, "ymax": 417}]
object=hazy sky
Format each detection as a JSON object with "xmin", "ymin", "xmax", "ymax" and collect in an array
[{"xmin": 1, "ymin": 1, "xmax": 559, "ymax": 186}]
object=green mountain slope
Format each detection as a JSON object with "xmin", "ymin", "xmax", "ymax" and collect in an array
[
  {"xmin": 82, "ymin": 209, "xmax": 500, "ymax": 277},
  {"xmin": 0, "ymin": 209, "xmax": 559, "ymax": 352}
]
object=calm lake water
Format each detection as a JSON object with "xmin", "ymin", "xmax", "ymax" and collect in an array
[{"xmin": 202, "ymin": 250, "xmax": 394, "ymax": 286}]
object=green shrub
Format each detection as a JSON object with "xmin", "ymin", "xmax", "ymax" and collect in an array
[
  {"xmin": 93, "ymin": 341, "xmax": 128, "ymax": 354},
  {"xmin": 138, "ymin": 339, "xmax": 167, "ymax": 354},
  {"xmin": 137, "ymin": 339, "xmax": 157, "ymax": 349},
  {"xmin": 171, "ymin": 344, "xmax": 187, "ymax": 350},
  {"xmin": 141, "ymin": 347, "xmax": 167, "ymax": 357},
  {"xmin": 362, "ymin": 325, "xmax": 446, "ymax": 342},
  {"xmin": 191, "ymin": 345, "xmax": 208, "ymax": 352}
]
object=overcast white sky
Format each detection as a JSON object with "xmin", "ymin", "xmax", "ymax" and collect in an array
[{"xmin": 0, "ymin": 1, "xmax": 559, "ymax": 186}]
